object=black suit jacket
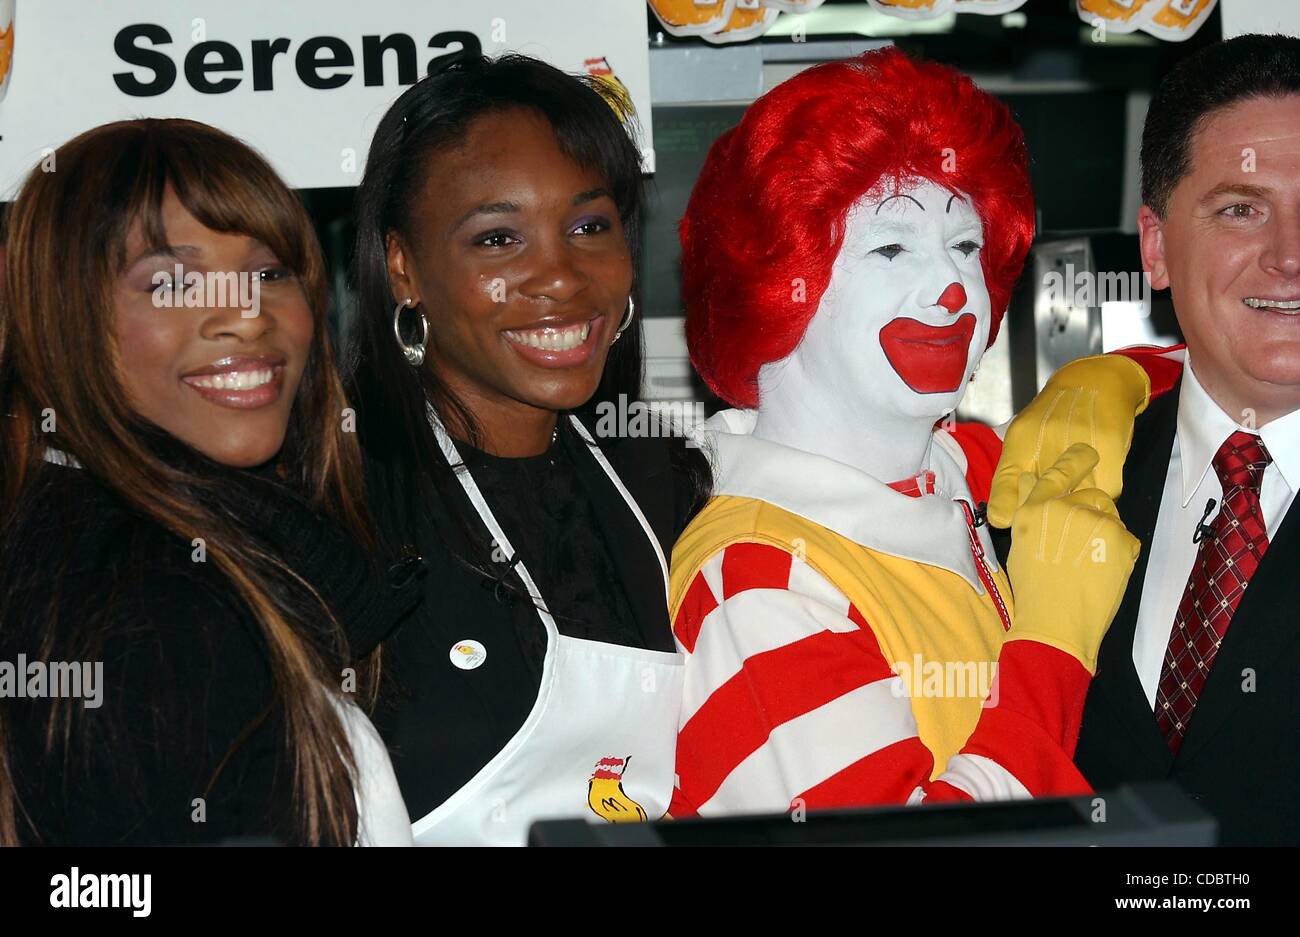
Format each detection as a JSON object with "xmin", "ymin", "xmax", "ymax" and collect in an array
[{"xmin": 1074, "ymin": 379, "xmax": 1300, "ymax": 845}]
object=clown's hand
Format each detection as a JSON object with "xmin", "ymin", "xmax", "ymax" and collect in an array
[
  {"xmin": 1005, "ymin": 444, "xmax": 1140, "ymax": 675},
  {"xmin": 987, "ymin": 354, "xmax": 1151, "ymax": 528}
]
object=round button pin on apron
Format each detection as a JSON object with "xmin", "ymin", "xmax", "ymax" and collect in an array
[{"xmin": 450, "ymin": 639, "xmax": 487, "ymax": 670}]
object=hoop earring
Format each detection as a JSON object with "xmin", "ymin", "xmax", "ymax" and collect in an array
[
  {"xmin": 393, "ymin": 297, "xmax": 428, "ymax": 367},
  {"xmin": 612, "ymin": 296, "xmax": 635, "ymax": 344}
]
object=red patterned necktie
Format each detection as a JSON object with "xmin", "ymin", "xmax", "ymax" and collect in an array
[{"xmin": 1155, "ymin": 430, "xmax": 1272, "ymax": 753}]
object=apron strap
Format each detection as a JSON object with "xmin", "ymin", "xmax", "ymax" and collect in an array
[
  {"xmin": 424, "ymin": 404, "xmax": 671, "ymax": 635},
  {"xmin": 567, "ymin": 414, "xmax": 671, "ymax": 598},
  {"xmin": 426, "ymin": 403, "xmax": 559, "ymax": 635}
]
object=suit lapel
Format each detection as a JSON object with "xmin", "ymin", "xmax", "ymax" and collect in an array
[
  {"xmin": 1091, "ymin": 379, "xmax": 1183, "ymax": 770},
  {"xmin": 1176, "ymin": 459, "xmax": 1300, "ymax": 765}
]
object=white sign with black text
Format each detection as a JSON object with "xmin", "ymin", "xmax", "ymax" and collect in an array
[{"xmin": 0, "ymin": 0, "xmax": 652, "ymax": 196}]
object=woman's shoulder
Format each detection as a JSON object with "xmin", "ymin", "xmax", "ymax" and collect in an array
[
  {"xmin": 3, "ymin": 464, "xmax": 244, "ymax": 626},
  {"xmin": 1, "ymin": 468, "xmax": 288, "ymax": 844},
  {"xmin": 1, "ymin": 468, "xmax": 271, "ymax": 712}
]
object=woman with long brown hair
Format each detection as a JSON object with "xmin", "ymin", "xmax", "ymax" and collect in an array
[{"xmin": 0, "ymin": 118, "xmax": 418, "ymax": 845}]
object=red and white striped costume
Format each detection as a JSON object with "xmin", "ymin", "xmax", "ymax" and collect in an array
[{"xmin": 667, "ymin": 410, "xmax": 1094, "ymax": 817}]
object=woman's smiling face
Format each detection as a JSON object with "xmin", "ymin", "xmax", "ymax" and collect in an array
[
  {"xmin": 113, "ymin": 187, "xmax": 315, "ymax": 467},
  {"xmin": 385, "ymin": 107, "xmax": 633, "ymax": 434}
]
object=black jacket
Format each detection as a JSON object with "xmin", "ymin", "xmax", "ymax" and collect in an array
[
  {"xmin": 1074, "ymin": 379, "xmax": 1300, "ymax": 845},
  {"xmin": 0, "ymin": 463, "xmax": 420, "ymax": 845}
]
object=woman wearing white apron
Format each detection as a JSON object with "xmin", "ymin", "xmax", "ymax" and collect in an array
[{"xmin": 346, "ymin": 53, "xmax": 710, "ymax": 845}]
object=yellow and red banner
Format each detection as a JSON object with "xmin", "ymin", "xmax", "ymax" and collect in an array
[
  {"xmin": 648, "ymin": 0, "xmax": 1218, "ymax": 43},
  {"xmin": 1077, "ymin": 0, "xmax": 1217, "ymax": 41}
]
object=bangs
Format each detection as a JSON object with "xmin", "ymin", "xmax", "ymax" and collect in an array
[
  {"xmin": 546, "ymin": 76, "xmax": 643, "ymax": 226},
  {"xmin": 104, "ymin": 121, "xmax": 320, "ymax": 294},
  {"xmin": 397, "ymin": 55, "xmax": 644, "ymax": 239}
]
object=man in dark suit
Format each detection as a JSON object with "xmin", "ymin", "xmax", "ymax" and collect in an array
[{"xmin": 1069, "ymin": 35, "xmax": 1300, "ymax": 845}]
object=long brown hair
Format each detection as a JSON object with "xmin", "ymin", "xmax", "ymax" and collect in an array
[{"xmin": 0, "ymin": 119, "xmax": 369, "ymax": 845}]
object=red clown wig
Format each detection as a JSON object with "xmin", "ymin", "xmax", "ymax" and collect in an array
[{"xmin": 681, "ymin": 48, "xmax": 1035, "ymax": 409}]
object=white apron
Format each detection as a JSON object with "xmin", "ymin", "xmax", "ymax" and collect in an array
[
  {"xmin": 412, "ymin": 412, "xmax": 684, "ymax": 846},
  {"xmin": 335, "ymin": 698, "xmax": 415, "ymax": 846}
]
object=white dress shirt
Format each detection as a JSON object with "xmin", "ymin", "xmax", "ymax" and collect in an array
[{"xmin": 1131, "ymin": 356, "xmax": 1300, "ymax": 707}]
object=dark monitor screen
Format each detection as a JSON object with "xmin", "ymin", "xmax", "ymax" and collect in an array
[
  {"xmin": 1001, "ymin": 89, "xmax": 1129, "ymax": 234},
  {"xmin": 654, "ymin": 798, "xmax": 1086, "ymax": 847},
  {"xmin": 528, "ymin": 782, "xmax": 1216, "ymax": 846},
  {"xmin": 639, "ymin": 104, "xmax": 746, "ymax": 320}
]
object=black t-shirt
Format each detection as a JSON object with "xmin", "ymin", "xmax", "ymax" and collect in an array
[{"xmin": 459, "ymin": 430, "xmax": 643, "ymax": 663}]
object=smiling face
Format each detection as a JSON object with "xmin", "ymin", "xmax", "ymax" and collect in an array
[
  {"xmin": 1139, "ymin": 95, "xmax": 1300, "ymax": 425},
  {"xmin": 786, "ymin": 178, "xmax": 990, "ymax": 423},
  {"xmin": 113, "ymin": 188, "xmax": 314, "ymax": 467},
  {"xmin": 386, "ymin": 107, "xmax": 632, "ymax": 441}
]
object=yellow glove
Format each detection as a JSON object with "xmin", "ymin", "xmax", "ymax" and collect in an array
[
  {"xmin": 988, "ymin": 354, "xmax": 1151, "ymax": 529},
  {"xmin": 1006, "ymin": 444, "xmax": 1141, "ymax": 674}
]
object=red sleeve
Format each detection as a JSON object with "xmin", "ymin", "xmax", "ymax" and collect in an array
[
  {"xmin": 1112, "ymin": 343, "xmax": 1184, "ymax": 400},
  {"xmin": 924, "ymin": 640, "xmax": 1094, "ymax": 802}
]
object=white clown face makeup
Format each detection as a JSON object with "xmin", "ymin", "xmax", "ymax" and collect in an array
[{"xmin": 776, "ymin": 178, "xmax": 992, "ymax": 424}]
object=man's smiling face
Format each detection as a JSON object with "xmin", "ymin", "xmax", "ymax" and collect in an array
[{"xmin": 1140, "ymin": 94, "xmax": 1300, "ymax": 425}]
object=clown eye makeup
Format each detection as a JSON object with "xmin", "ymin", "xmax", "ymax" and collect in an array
[
  {"xmin": 953, "ymin": 239, "xmax": 982, "ymax": 258},
  {"xmin": 872, "ymin": 243, "xmax": 906, "ymax": 261}
]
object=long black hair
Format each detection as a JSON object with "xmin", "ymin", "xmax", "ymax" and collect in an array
[{"xmin": 346, "ymin": 52, "xmax": 709, "ymax": 584}]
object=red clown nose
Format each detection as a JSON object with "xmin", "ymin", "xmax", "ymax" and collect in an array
[{"xmin": 937, "ymin": 282, "xmax": 967, "ymax": 314}]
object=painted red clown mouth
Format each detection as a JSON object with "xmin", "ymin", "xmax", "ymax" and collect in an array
[{"xmin": 879, "ymin": 313, "xmax": 977, "ymax": 394}]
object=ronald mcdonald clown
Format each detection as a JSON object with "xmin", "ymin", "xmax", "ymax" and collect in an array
[{"xmin": 668, "ymin": 48, "xmax": 1155, "ymax": 816}]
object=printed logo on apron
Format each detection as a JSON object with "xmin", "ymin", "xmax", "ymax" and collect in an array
[{"xmin": 588, "ymin": 755, "xmax": 648, "ymax": 822}]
